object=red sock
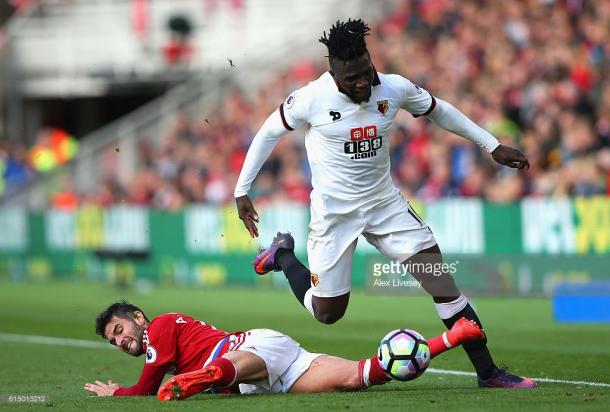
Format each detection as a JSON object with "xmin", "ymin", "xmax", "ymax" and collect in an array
[
  {"xmin": 358, "ymin": 356, "xmax": 391, "ymax": 388},
  {"xmin": 208, "ymin": 357, "xmax": 237, "ymax": 388},
  {"xmin": 428, "ymin": 332, "xmax": 453, "ymax": 358}
]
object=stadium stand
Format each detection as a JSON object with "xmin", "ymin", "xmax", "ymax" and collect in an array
[{"xmin": 1, "ymin": 0, "xmax": 609, "ymax": 207}]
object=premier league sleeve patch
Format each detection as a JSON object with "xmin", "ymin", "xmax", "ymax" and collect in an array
[
  {"xmin": 280, "ymin": 88, "xmax": 309, "ymax": 130},
  {"xmin": 285, "ymin": 93, "xmax": 296, "ymax": 109},
  {"xmin": 145, "ymin": 345, "xmax": 158, "ymax": 364}
]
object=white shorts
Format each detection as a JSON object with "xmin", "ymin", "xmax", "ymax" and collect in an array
[
  {"xmin": 228, "ymin": 329, "xmax": 322, "ymax": 394},
  {"xmin": 307, "ymin": 191, "xmax": 437, "ymax": 297}
]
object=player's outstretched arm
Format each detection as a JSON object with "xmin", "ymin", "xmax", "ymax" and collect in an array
[
  {"xmin": 236, "ymin": 195, "xmax": 259, "ymax": 238},
  {"xmin": 427, "ymin": 97, "xmax": 529, "ymax": 169},
  {"xmin": 490, "ymin": 144, "xmax": 529, "ymax": 169},
  {"xmin": 84, "ymin": 365, "xmax": 167, "ymax": 396},
  {"xmin": 234, "ymin": 109, "xmax": 291, "ymax": 237},
  {"xmin": 84, "ymin": 380, "xmax": 119, "ymax": 396}
]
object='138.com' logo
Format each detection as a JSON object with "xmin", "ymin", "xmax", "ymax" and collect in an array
[{"xmin": 344, "ymin": 126, "xmax": 382, "ymax": 159}]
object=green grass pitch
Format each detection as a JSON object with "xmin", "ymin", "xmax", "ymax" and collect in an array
[{"xmin": 0, "ymin": 281, "xmax": 608, "ymax": 411}]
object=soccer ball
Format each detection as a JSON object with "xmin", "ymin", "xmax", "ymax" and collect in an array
[{"xmin": 378, "ymin": 329, "xmax": 430, "ymax": 381}]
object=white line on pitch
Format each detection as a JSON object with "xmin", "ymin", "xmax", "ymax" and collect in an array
[
  {"xmin": 0, "ymin": 332, "xmax": 114, "ymax": 350},
  {"xmin": 427, "ymin": 368, "xmax": 610, "ymax": 388},
  {"xmin": 1, "ymin": 333, "xmax": 609, "ymax": 388}
]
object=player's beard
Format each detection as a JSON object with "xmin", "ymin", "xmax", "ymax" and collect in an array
[
  {"xmin": 352, "ymin": 88, "xmax": 371, "ymax": 103},
  {"xmin": 126, "ymin": 323, "xmax": 146, "ymax": 356}
]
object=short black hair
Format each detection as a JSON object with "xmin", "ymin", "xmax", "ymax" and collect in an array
[
  {"xmin": 95, "ymin": 300, "xmax": 149, "ymax": 338},
  {"xmin": 319, "ymin": 18, "xmax": 371, "ymax": 62}
]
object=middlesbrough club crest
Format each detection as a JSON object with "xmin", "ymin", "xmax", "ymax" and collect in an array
[
  {"xmin": 311, "ymin": 273, "xmax": 319, "ymax": 287},
  {"xmin": 377, "ymin": 100, "xmax": 389, "ymax": 115}
]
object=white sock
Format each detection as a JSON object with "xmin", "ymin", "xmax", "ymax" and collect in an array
[
  {"xmin": 434, "ymin": 294, "xmax": 468, "ymax": 319},
  {"xmin": 441, "ymin": 331, "xmax": 453, "ymax": 348},
  {"xmin": 303, "ymin": 288, "xmax": 315, "ymax": 317},
  {"xmin": 362, "ymin": 358, "xmax": 372, "ymax": 388}
]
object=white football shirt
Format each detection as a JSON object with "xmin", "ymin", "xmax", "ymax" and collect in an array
[{"xmin": 279, "ymin": 71, "xmax": 435, "ymax": 214}]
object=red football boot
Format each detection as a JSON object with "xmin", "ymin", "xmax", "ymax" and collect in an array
[
  {"xmin": 446, "ymin": 317, "xmax": 486, "ymax": 346},
  {"xmin": 157, "ymin": 365, "xmax": 223, "ymax": 401}
]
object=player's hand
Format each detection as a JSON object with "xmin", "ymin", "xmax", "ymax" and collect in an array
[
  {"xmin": 236, "ymin": 195, "xmax": 259, "ymax": 238},
  {"xmin": 491, "ymin": 144, "xmax": 530, "ymax": 170},
  {"xmin": 84, "ymin": 380, "xmax": 119, "ymax": 396}
]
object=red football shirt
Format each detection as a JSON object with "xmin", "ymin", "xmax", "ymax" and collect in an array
[{"xmin": 113, "ymin": 313, "xmax": 230, "ymax": 396}]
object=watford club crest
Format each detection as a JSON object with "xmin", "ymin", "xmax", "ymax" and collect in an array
[
  {"xmin": 311, "ymin": 273, "xmax": 320, "ymax": 287},
  {"xmin": 377, "ymin": 100, "xmax": 389, "ymax": 115}
]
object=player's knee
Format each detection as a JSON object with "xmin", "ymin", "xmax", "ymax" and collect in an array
[
  {"xmin": 313, "ymin": 310, "xmax": 345, "ymax": 325},
  {"xmin": 311, "ymin": 294, "xmax": 349, "ymax": 324},
  {"xmin": 314, "ymin": 312, "xmax": 341, "ymax": 324}
]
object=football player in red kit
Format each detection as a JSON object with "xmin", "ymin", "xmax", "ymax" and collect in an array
[{"xmin": 84, "ymin": 301, "xmax": 484, "ymax": 400}]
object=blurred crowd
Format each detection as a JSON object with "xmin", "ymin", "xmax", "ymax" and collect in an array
[{"xmin": 2, "ymin": 0, "xmax": 610, "ymax": 208}]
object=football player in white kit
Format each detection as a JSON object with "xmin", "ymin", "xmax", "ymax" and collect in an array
[{"xmin": 235, "ymin": 19, "xmax": 535, "ymax": 388}]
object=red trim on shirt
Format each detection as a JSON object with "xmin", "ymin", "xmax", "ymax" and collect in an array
[{"xmin": 279, "ymin": 103, "xmax": 294, "ymax": 131}]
